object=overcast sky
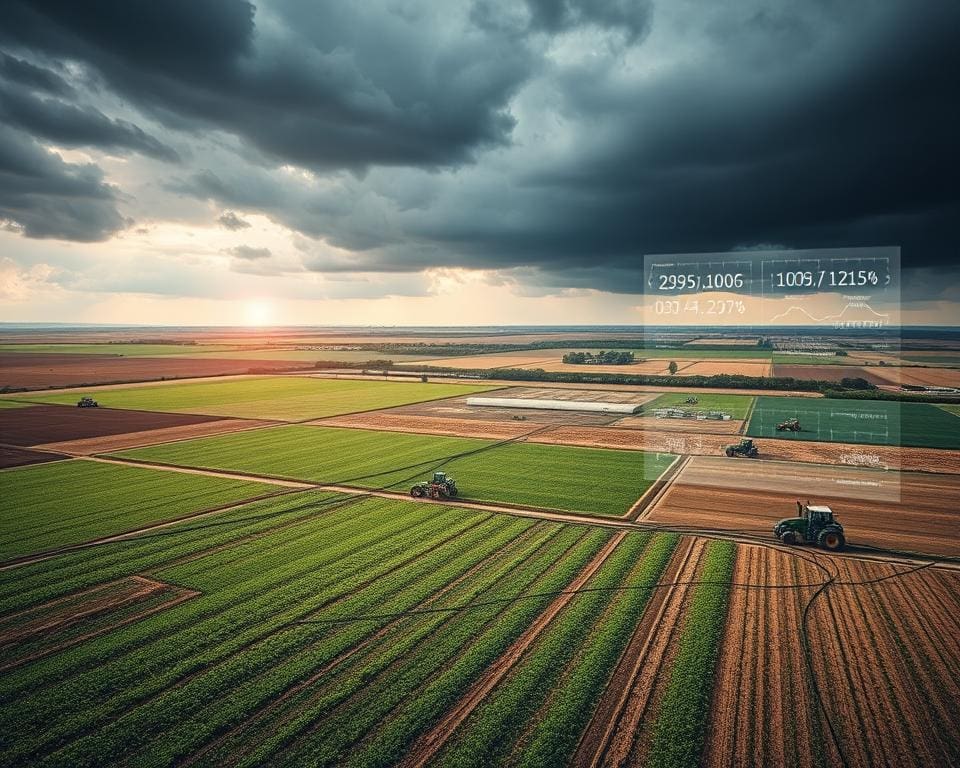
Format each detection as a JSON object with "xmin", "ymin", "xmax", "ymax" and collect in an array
[{"xmin": 1, "ymin": 0, "xmax": 957, "ymax": 325}]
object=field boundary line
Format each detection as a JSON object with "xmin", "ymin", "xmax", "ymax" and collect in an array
[
  {"xmin": 83, "ymin": 455, "xmax": 316, "ymax": 487},
  {"xmin": 397, "ymin": 530, "xmax": 629, "ymax": 768}
]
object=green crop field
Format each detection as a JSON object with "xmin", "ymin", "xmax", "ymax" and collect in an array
[
  {"xmin": 746, "ymin": 396, "xmax": 960, "ymax": 449},
  {"xmin": 0, "ymin": 488, "xmax": 714, "ymax": 768},
  {"xmin": 641, "ymin": 393, "xmax": 754, "ymax": 420},
  {"xmin": 639, "ymin": 348, "xmax": 772, "ymax": 360},
  {"xmin": 770, "ymin": 353, "xmax": 856, "ymax": 365},
  {"xmin": 14, "ymin": 376, "xmax": 495, "ymax": 421},
  {"xmin": 0, "ymin": 343, "xmax": 236, "ymax": 356},
  {"xmin": 937, "ymin": 404, "xmax": 960, "ymax": 417},
  {"xmin": 113, "ymin": 425, "xmax": 676, "ymax": 516},
  {"xmin": 0, "ymin": 399, "xmax": 33, "ymax": 408},
  {"xmin": 0, "ymin": 460, "xmax": 268, "ymax": 560}
]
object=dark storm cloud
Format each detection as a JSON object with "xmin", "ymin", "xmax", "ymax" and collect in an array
[
  {"xmin": 0, "ymin": 0, "xmax": 530, "ymax": 171},
  {"xmin": 0, "ymin": 81, "xmax": 179, "ymax": 161},
  {"xmin": 0, "ymin": 0, "xmax": 957, "ymax": 299},
  {"xmin": 217, "ymin": 211, "xmax": 252, "ymax": 231},
  {"xmin": 0, "ymin": 125, "xmax": 126, "ymax": 240},
  {"xmin": 227, "ymin": 245, "xmax": 271, "ymax": 260}
]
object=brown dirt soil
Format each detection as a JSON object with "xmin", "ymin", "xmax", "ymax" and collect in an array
[
  {"xmin": 868, "ymin": 365, "xmax": 960, "ymax": 388},
  {"xmin": 646, "ymin": 457, "xmax": 960, "ymax": 557},
  {"xmin": 773, "ymin": 365, "xmax": 887, "ymax": 384},
  {"xmin": 707, "ymin": 545, "xmax": 960, "ymax": 768},
  {"xmin": 418, "ymin": 354, "xmax": 561, "ymax": 370},
  {"xmin": 0, "ymin": 576, "xmax": 197, "ymax": 671},
  {"xmin": 35, "ymin": 418, "xmax": 275, "ymax": 455},
  {"xmin": 612, "ymin": 416, "xmax": 744, "ymax": 434},
  {"xmin": 0, "ymin": 404, "xmax": 230, "ymax": 446},
  {"xmin": 398, "ymin": 531, "xmax": 629, "ymax": 768},
  {"xmin": 0, "ymin": 353, "xmax": 311, "ymax": 390},
  {"xmin": 309, "ymin": 412, "xmax": 960, "ymax": 473},
  {"xmin": 679, "ymin": 361, "xmax": 773, "ymax": 377},
  {"xmin": 573, "ymin": 537, "xmax": 707, "ymax": 768},
  {"xmin": 0, "ymin": 446, "xmax": 65, "ymax": 468},
  {"xmin": 535, "ymin": 360, "xmax": 674, "ymax": 375}
]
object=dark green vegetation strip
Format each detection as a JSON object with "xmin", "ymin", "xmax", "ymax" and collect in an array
[
  {"xmin": 113, "ymin": 426, "xmax": 675, "ymax": 517},
  {"xmin": 436, "ymin": 533, "xmax": 680, "ymax": 768},
  {"xmin": 0, "ymin": 460, "xmax": 268, "ymax": 560},
  {"xmin": 646, "ymin": 540, "xmax": 736, "ymax": 768},
  {"xmin": 747, "ymin": 396, "xmax": 959, "ymax": 449},
  {"xmin": 15, "ymin": 377, "xmax": 495, "ymax": 421}
]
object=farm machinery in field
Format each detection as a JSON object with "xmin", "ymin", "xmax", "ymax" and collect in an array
[
  {"xmin": 77, "ymin": 396, "xmax": 99, "ymax": 408},
  {"xmin": 776, "ymin": 418, "xmax": 801, "ymax": 432},
  {"xmin": 774, "ymin": 501, "xmax": 846, "ymax": 551},
  {"xmin": 683, "ymin": 396, "xmax": 699, "ymax": 404},
  {"xmin": 724, "ymin": 438, "xmax": 759, "ymax": 458},
  {"xmin": 410, "ymin": 471, "xmax": 459, "ymax": 500}
]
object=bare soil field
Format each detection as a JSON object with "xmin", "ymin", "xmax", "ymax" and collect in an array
[
  {"xmin": 868, "ymin": 365, "xmax": 960, "ymax": 388},
  {"xmin": 313, "ymin": 412, "xmax": 960, "ymax": 473},
  {"xmin": 0, "ymin": 353, "xmax": 311, "ymax": 390},
  {"xmin": 705, "ymin": 545, "xmax": 960, "ymax": 768},
  {"xmin": 35, "ymin": 418, "xmax": 274, "ymax": 456},
  {"xmin": 679, "ymin": 361, "xmax": 773, "ymax": 377},
  {"xmin": 645, "ymin": 456, "xmax": 960, "ymax": 557},
  {"xmin": 535, "ymin": 360, "xmax": 674, "ymax": 375},
  {"xmin": 0, "ymin": 446, "xmax": 65, "ymax": 469},
  {"xmin": 773, "ymin": 365, "xmax": 886, "ymax": 384},
  {"xmin": 0, "ymin": 404, "xmax": 230, "ymax": 447},
  {"xmin": 612, "ymin": 416, "xmax": 744, "ymax": 434},
  {"xmin": 420, "ymin": 352, "xmax": 560, "ymax": 369}
]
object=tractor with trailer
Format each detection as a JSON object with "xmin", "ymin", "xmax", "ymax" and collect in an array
[
  {"xmin": 683, "ymin": 396, "xmax": 699, "ymax": 404},
  {"xmin": 724, "ymin": 438, "xmax": 759, "ymax": 458},
  {"xmin": 410, "ymin": 471, "xmax": 459, "ymax": 500},
  {"xmin": 77, "ymin": 396, "xmax": 99, "ymax": 408},
  {"xmin": 774, "ymin": 501, "xmax": 846, "ymax": 551},
  {"xmin": 777, "ymin": 418, "xmax": 801, "ymax": 432}
]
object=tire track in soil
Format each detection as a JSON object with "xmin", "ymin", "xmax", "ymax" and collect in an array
[
  {"xmin": 396, "ymin": 530, "xmax": 629, "ymax": 768},
  {"xmin": 571, "ymin": 536, "xmax": 705, "ymax": 768},
  {"xmin": 20, "ymin": 514, "xmax": 494, "ymax": 767},
  {"xmin": 180, "ymin": 521, "xmax": 549, "ymax": 767}
]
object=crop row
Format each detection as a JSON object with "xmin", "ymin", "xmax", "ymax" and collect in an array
[
  {"xmin": 114, "ymin": 425, "xmax": 674, "ymax": 517},
  {"xmin": 0, "ymin": 502, "xmax": 490, "ymax": 765},
  {"xmin": 0, "ymin": 460, "xmax": 266, "ymax": 561},
  {"xmin": 646, "ymin": 539, "xmax": 736, "ymax": 768}
]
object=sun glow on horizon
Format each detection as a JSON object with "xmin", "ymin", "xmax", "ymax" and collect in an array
[{"xmin": 243, "ymin": 299, "xmax": 275, "ymax": 326}]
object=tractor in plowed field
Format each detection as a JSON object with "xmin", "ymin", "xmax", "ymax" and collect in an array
[
  {"xmin": 776, "ymin": 418, "xmax": 801, "ymax": 432},
  {"xmin": 410, "ymin": 471, "xmax": 459, "ymax": 500},
  {"xmin": 774, "ymin": 501, "xmax": 846, "ymax": 551},
  {"xmin": 724, "ymin": 438, "xmax": 759, "ymax": 458},
  {"xmin": 77, "ymin": 396, "xmax": 99, "ymax": 408}
]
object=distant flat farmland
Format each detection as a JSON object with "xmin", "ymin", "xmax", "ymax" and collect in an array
[
  {"xmin": 747, "ymin": 396, "xmax": 960, "ymax": 449},
  {"xmin": 113, "ymin": 425, "xmax": 676, "ymax": 516},
  {"xmin": 0, "ymin": 343, "xmax": 235, "ymax": 356},
  {"xmin": 16, "ymin": 377, "xmax": 496, "ymax": 422},
  {"xmin": 167, "ymin": 349, "xmax": 431, "ymax": 362}
]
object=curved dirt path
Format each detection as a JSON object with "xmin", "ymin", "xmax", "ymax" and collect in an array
[{"xmin": 397, "ymin": 530, "xmax": 629, "ymax": 768}]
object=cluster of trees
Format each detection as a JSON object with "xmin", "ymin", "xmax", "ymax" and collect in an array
[{"xmin": 561, "ymin": 351, "xmax": 636, "ymax": 365}]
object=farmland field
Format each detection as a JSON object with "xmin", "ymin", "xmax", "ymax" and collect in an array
[
  {"xmin": 0, "ymin": 343, "xmax": 236, "ymax": 356},
  {"xmin": 939, "ymin": 404, "xmax": 960, "ymax": 417},
  {"xmin": 112, "ymin": 425, "xmax": 676, "ymax": 517},
  {"xmin": 0, "ymin": 460, "xmax": 269, "ymax": 560},
  {"xmin": 15, "ymin": 377, "xmax": 496, "ymax": 422},
  {"xmin": 169, "ymin": 349, "xmax": 431, "ymax": 362},
  {"xmin": 641, "ymin": 393, "xmax": 754, "ymax": 420},
  {"xmin": 0, "ymin": 399, "xmax": 33, "ymax": 408},
  {"xmin": 746, "ymin": 396, "xmax": 960, "ymax": 449}
]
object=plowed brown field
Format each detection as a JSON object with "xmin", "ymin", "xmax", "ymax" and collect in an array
[
  {"xmin": 773, "ymin": 365, "xmax": 886, "ymax": 384},
  {"xmin": 868, "ymin": 365, "xmax": 960, "ymax": 388},
  {"xmin": 35, "ymin": 418, "xmax": 274, "ymax": 455},
  {"xmin": 705, "ymin": 545, "xmax": 960, "ymax": 768},
  {"xmin": 646, "ymin": 457, "xmax": 960, "ymax": 557},
  {"xmin": 0, "ymin": 404, "xmax": 229, "ymax": 446},
  {"xmin": 0, "ymin": 353, "xmax": 310, "ymax": 389},
  {"xmin": 0, "ymin": 446, "xmax": 64, "ymax": 468},
  {"xmin": 680, "ymin": 361, "xmax": 772, "ymax": 377}
]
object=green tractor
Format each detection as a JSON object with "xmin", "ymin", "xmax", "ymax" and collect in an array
[
  {"xmin": 724, "ymin": 438, "xmax": 759, "ymax": 458},
  {"xmin": 776, "ymin": 418, "xmax": 801, "ymax": 432},
  {"xmin": 774, "ymin": 501, "xmax": 846, "ymax": 551},
  {"xmin": 410, "ymin": 471, "xmax": 458, "ymax": 500},
  {"xmin": 77, "ymin": 396, "xmax": 99, "ymax": 408}
]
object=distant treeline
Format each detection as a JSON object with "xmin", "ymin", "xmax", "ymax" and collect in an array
[
  {"xmin": 340, "ymin": 340, "xmax": 766, "ymax": 356},
  {"xmin": 561, "ymin": 351, "xmax": 635, "ymax": 365}
]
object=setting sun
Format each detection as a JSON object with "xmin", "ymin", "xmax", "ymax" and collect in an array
[{"xmin": 242, "ymin": 299, "xmax": 274, "ymax": 326}]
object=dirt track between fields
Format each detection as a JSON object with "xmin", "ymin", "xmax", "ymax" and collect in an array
[
  {"xmin": 398, "ymin": 531, "xmax": 628, "ymax": 768},
  {"xmin": 647, "ymin": 456, "xmax": 960, "ymax": 557}
]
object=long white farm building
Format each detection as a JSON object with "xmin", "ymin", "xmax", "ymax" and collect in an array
[{"xmin": 465, "ymin": 397, "xmax": 642, "ymax": 415}]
